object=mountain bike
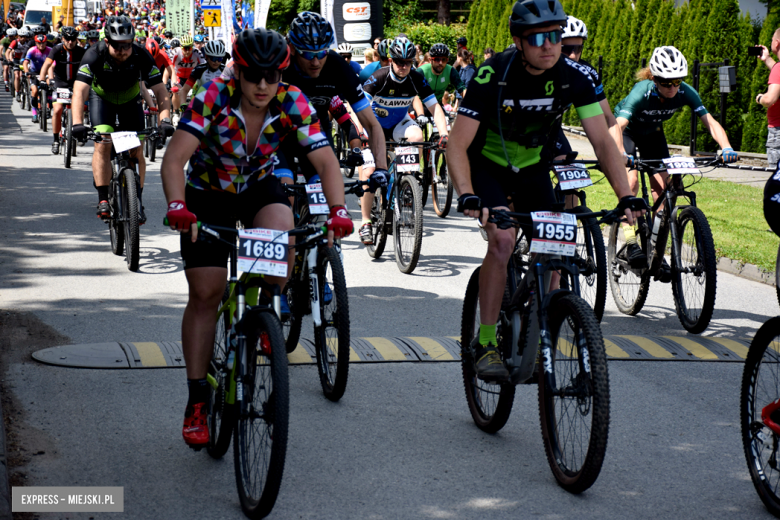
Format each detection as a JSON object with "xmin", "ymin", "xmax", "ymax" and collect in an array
[
  {"xmin": 169, "ymin": 220, "xmax": 324, "ymax": 519},
  {"xmin": 143, "ymin": 103, "xmax": 158, "ymax": 162},
  {"xmin": 55, "ymin": 86, "xmax": 78, "ymax": 168},
  {"xmin": 87, "ymin": 128, "xmax": 159, "ymax": 272},
  {"xmin": 461, "ymin": 203, "xmax": 637, "ymax": 493},
  {"xmin": 281, "ymin": 180, "xmax": 366, "ymax": 401},
  {"xmin": 366, "ymin": 141, "xmax": 426, "ymax": 274},
  {"xmin": 550, "ymin": 158, "xmax": 607, "ymax": 322},
  {"xmin": 19, "ymin": 70, "xmax": 29, "ymax": 111},
  {"xmin": 38, "ymin": 79, "xmax": 49, "ymax": 132},
  {"xmin": 742, "ymin": 315, "xmax": 780, "ymax": 517},
  {"xmin": 607, "ymin": 156, "xmax": 721, "ymax": 334},
  {"xmin": 419, "ymin": 113, "xmax": 454, "ymax": 217}
]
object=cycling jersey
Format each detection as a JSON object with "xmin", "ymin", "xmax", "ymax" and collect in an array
[
  {"xmin": 362, "ymin": 66, "xmax": 438, "ymax": 128},
  {"xmin": 9, "ymin": 39, "xmax": 31, "ymax": 61},
  {"xmin": 46, "ymin": 43, "xmax": 86, "ymax": 82},
  {"xmin": 153, "ymin": 50, "xmax": 172, "ymax": 72},
  {"xmin": 358, "ymin": 60, "xmax": 380, "ymax": 83},
  {"xmin": 178, "ymin": 77, "xmax": 329, "ymax": 194},
  {"xmin": 418, "ymin": 63, "xmax": 465, "ymax": 103},
  {"xmin": 184, "ymin": 62, "xmax": 224, "ymax": 91},
  {"xmin": 76, "ymin": 41, "xmax": 162, "ymax": 104},
  {"xmin": 24, "ymin": 45, "xmax": 51, "ymax": 74},
  {"xmin": 347, "ymin": 59, "xmax": 361, "ymax": 76},
  {"xmin": 458, "ymin": 50, "xmax": 602, "ymax": 171},
  {"xmin": 614, "ymin": 79, "xmax": 708, "ymax": 136},
  {"xmin": 172, "ymin": 47, "xmax": 203, "ymax": 82},
  {"xmin": 578, "ymin": 58, "xmax": 606, "ymax": 102}
]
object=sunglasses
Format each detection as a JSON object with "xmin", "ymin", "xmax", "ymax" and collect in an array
[
  {"xmin": 525, "ymin": 29, "xmax": 563, "ymax": 47},
  {"xmin": 109, "ymin": 41, "xmax": 132, "ymax": 51},
  {"xmin": 393, "ymin": 59, "xmax": 413, "ymax": 68},
  {"xmin": 182, "ymin": 45, "xmax": 193, "ymax": 50},
  {"xmin": 657, "ymin": 79, "xmax": 682, "ymax": 88},
  {"xmin": 206, "ymin": 55, "xmax": 223, "ymax": 62},
  {"xmin": 432, "ymin": 57, "xmax": 447, "ymax": 63},
  {"xmin": 561, "ymin": 44, "xmax": 583, "ymax": 55},
  {"xmin": 63, "ymin": 36, "xmax": 77, "ymax": 42},
  {"xmin": 239, "ymin": 65, "xmax": 282, "ymax": 85},
  {"xmin": 295, "ymin": 48, "xmax": 328, "ymax": 60}
]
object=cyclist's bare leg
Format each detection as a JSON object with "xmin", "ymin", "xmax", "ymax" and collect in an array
[
  {"xmin": 479, "ymin": 207, "xmax": 516, "ymax": 326},
  {"xmin": 52, "ymin": 101, "xmax": 63, "ymax": 136},
  {"xmin": 182, "ymin": 266, "xmax": 227, "ymax": 379},
  {"xmin": 253, "ymin": 202, "xmax": 295, "ymax": 292},
  {"xmin": 93, "ymin": 142, "xmax": 112, "ymax": 187},
  {"xmin": 404, "ymin": 123, "xmax": 424, "ymax": 174},
  {"xmin": 360, "ymin": 162, "xmax": 375, "ymax": 222},
  {"xmin": 129, "ymin": 146, "xmax": 145, "ymax": 187},
  {"xmin": 13, "ymin": 69, "xmax": 20, "ymax": 93}
]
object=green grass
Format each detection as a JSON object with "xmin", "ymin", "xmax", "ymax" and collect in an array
[{"xmin": 576, "ymin": 171, "xmax": 779, "ymax": 273}]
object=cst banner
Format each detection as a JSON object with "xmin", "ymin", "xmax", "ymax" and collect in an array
[
  {"xmin": 255, "ymin": 0, "xmax": 271, "ymax": 28},
  {"xmin": 167, "ymin": 0, "xmax": 192, "ymax": 37},
  {"xmin": 323, "ymin": 0, "xmax": 382, "ymax": 49}
]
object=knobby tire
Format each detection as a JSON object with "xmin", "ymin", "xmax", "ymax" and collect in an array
[
  {"xmin": 314, "ymin": 246, "xmax": 350, "ymax": 401},
  {"xmin": 207, "ymin": 284, "xmax": 236, "ymax": 459}
]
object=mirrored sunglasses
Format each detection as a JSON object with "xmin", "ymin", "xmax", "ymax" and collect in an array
[{"xmin": 525, "ymin": 29, "xmax": 563, "ymax": 47}]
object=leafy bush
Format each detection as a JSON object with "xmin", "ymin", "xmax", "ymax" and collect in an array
[{"xmin": 386, "ymin": 21, "xmax": 468, "ymax": 63}]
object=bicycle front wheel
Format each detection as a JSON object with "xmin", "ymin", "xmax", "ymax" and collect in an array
[
  {"xmin": 607, "ymin": 222, "xmax": 650, "ymax": 315},
  {"xmin": 207, "ymin": 284, "xmax": 235, "ymax": 459},
  {"xmin": 314, "ymin": 246, "xmax": 351, "ymax": 401},
  {"xmin": 366, "ymin": 187, "xmax": 387, "ymax": 259},
  {"xmin": 109, "ymin": 177, "xmax": 124, "ymax": 256},
  {"xmin": 432, "ymin": 152, "xmax": 453, "ymax": 218},
  {"xmin": 539, "ymin": 294, "xmax": 609, "ymax": 494},
  {"xmin": 40, "ymin": 94, "xmax": 47, "ymax": 132},
  {"xmin": 570, "ymin": 207, "xmax": 607, "ymax": 322},
  {"xmin": 63, "ymin": 108, "xmax": 72, "ymax": 169},
  {"xmin": 460, "ymin": 267, "xmax": 515, "ymax": 433},
  {"xmin": 235, "ymin": 311, "xmax": 289, "ymax": 519},
  {"xmin": 120, "ymin": 168, "xmax": 140, "ymax": 272},
  {"xmin": 393, "ymin": 175, "xmax": 424, "ymax": 274},
  {"xmin": 670, "ymin": 207, "xmax": 717, "ymax": 334},
  {"xmin": 282, "ymin": 267, "xmax": 304, "ymax": 354}
]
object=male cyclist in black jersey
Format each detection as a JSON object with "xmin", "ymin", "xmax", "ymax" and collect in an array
[
  {"xmin": 71, "ymin": 16, "xmax": 173, "ymax": 222},
  {"xmin": 449, "ymin": 0, "xmax": 642, "ymax": 381}
]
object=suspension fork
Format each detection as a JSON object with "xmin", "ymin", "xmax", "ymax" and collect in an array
[
  {"xmin": 308, "ymin": 246, "xmax": 322, "ymax": 328},
  {"xmin": 534, "ymin": 262, "xmax": 558, "ymax": 394}
]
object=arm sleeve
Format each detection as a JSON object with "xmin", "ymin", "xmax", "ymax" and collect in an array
[
  {"xmin": 141, "ymin": 51, "xmax": 163, "ymax": 87},
  {"xmin": 75, "ymin": 47, "xmax": 98, "ymax": 85},
  {"xmin": 46, "ymin": 45, "xmax": 58, "ymax": 60},
  {"xmin": 769, "ymin": 64, "xmax": 780, "ymax": 85},
  {"xmin": 335, "ymin": 53, "xmax": 370, "ymax": 113},
  {"xmin": 683, "ymin": 84, "xmax": 709, "ymax": 117},
  {"xmin": 614, "ymin": 82, "xmax": 645, "ymax": 121},
  {"xmin": 284, "ymin": 87, "xmax": 329, "ymax": 155},
  {"xmin": 456, "ymin": 63, "xmax": 492, "ymax": 121},
  {"xmin": 571, "ymin": 69, "xmax": 603, "ymax": 120},
  {"xmin": 412, "ymin": 70, "xmax": 438, "ymax": 110},
  {"xmin": 185, "ymin": 65, "xmax": 204, "ymax": 88},
  {"xmin": 178, "ymin": 80, "xmax": 220, "ymax": 138}
]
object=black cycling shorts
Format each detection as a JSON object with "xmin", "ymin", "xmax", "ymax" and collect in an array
[
  {"xmin": 88, "ymin": 90, "xmax": 144, "ymax": 133},
  {"xmin": 180, "ymin": 176, "xmax": 291, "ymax": 270},
  {"xmin": 622, "ymin": 128, "xmax": 670, "ymax": 161}
]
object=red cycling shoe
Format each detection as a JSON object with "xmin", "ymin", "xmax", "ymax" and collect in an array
[{"xmin": 182, "ymin": 402, "xmax": 209, "ymax": 449}]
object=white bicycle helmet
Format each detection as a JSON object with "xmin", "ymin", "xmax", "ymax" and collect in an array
[
  {"xmin": 337, "ymin": 42, "xmax": 352, "ymax": 54},
  {"xmin": 18, "ymin": 27, "xmax": 31, "ymax": 37},
  {"xmin": 562, "ymin": 16, "xmax": 588, "ymax": 39},
  {"xmin": 649, "ymin": 46, "xmax": 688, "ymax": 79},
  {"xmin": 203, "ymin": 39, "xmax": 225, "ymax": 58},
  {"xmin": 6, "ymin": 28, "xmax": 17, "ymax": 37}
]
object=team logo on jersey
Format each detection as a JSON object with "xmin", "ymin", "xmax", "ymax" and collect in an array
[
  {"xmin": 474, "ymin": 66, "xmax": 494, "ymax": 84},
  {"xmin": 375, "ymin": 108, "xmax": 388, "ymax": 117},
  {"xmin": 389, "ymin": 90, "xmax": 394, "ymax": 95},
  {"xmin": 519, "ymin": 98, "xmax": 554, "ymax": 111},
  {"xmin": 309, "ymin": 96, "xmax": 331, "ymax": 105},
  {"xmin": 545, "ymin": 81, "xmax": 554, "ymax": 96}
]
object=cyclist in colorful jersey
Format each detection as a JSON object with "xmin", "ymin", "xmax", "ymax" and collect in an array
[
  {"xmin": 613, "ymin": 45, "xmax": 738, "ymax": 267},
  {"xmin": 1, "ymin": 28, "xmax": 18, "ymax": 91},
  {"xmin": 359, "ymin": 37, "xmax": 449, "ymax": 244},
  {"xmin": 7, "ymin": 27, "xmax": 31, "ymax": 102},
  {"xmin": 171, "ymin": 34, "xmax": 203, "ymax": 112},
  {"xmin": 358, "ymin": 37, "xmax": 390, "ymax": 83},
  {"xmin": 38, "ymin": 26, "xmax": 85, "ymax": 153},
  {"xmin": 449, "ymin": 0, "xmax": 642, "ymax": 381},
  {"xmin": 23, "ymin": 33, "xmax": 51, "ymax": 123},
  {"xmin": 70, "ymin": 16, "xmax": 173, "ymax": 222},
  {"xmin": 160, "ymin": 28, "xmax": 353, "ymax": 449},
  {"xmin": 417, "ymin": 43, "xmax": 465, "ymax": 110},
  {"xmin": 178, "ymin": 39, "xmax": 224, "ymax": 100}
]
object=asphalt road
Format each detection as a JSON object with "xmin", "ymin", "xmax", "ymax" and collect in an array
[{"xmin": 1, "ymin": 93, "xmax": 778, "ymax": 519}]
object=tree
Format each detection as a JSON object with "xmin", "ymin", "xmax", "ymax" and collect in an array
[{"xmin": 438, "ymin": 0, "xmax": 451, "ymax": 25}]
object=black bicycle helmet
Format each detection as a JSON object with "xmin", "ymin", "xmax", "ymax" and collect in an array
[
  {"xmin": 105, "ymin": 15, "xmax": 134, "ymax": 42},
  {"xmin": 287, "ymin": 11, "xmax": 333, "ymax": 51},
  {"xmin": 60, "ymin": 26, "xmax": 78, "ymax": 39},
  {"xmin": 232, "ymin": 27, "xmax": 290, "ymax": 70},
  {"xmin": 33, "ymin": 25, "xmax": 47, "ymax": 35},
  {"xmin": 457, "ymin": 36, "xmax": 467, "ymax": 46},
  {"xmin": 509, "ymin": 0, "xmax": 567, "ymax": 36},
  {"xmin": 87, "ymin": 29, "xmax": 99, "ymax": 39},
  {"xmin": 429, "ymin": 43, "xmax": 449, "ymax": 58},
  {"xmin": 163, "ymin": 29, "xmax": 172, "ymax": 39},
  {"xmin": 389, "ymin": 37, "xmax": 416, "ymax": 60},
  {"xmin": 152, "ymin": 34, "xmax": 162, "ymax": 44},
  {"xmin": 377, "ymin": 38, "xmax": 392, "ymax": 59}
]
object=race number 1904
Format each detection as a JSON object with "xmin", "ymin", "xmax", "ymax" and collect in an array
[{"xmin": 529, "ymin": 211, "xmax": 577, "ymax": 256}]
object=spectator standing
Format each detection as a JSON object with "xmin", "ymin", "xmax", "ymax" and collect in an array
[
  {"xmin": 456, "ymin": 48, "xmax": 476, "ymax": 86},
  {"xmin": 756, "ymin": 31, "xmax": 780, "ymax": 165},
  {"xmin": 483, "ymin": 47, "xmax": 494, "ymax": 61},
  {"xmin": 364, "ymin": 48, "xmax": 376, "ymax": 65}
]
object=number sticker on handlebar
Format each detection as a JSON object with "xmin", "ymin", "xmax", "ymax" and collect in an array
[
  {"xmin": 553, "ymin": 164, "xmax": 592, "ymax": 190},
  {"xmin": 395, "ymin": 146, "xmax": 420, "ymax": 173},
  {"xmin": 237, "ymin": 228, "xmax": 288, "ymax": 276},
  {"xmin": 305, "ymin": 183, "xmax": 329, "ymax": 214},
  {"xmin": 55, "ymin": 88, "xmax": 71, "ymax": 104},
  {"xmin": 530, "ymin": 212, "xmax": 577, "ymax": 256},
  {"xmin": 662, "ymin": 157, "xmax": 699, "ymax": 175},
  {"xmin": 111, "ymin": 131, "xmax": 141, "ymax": 153}
]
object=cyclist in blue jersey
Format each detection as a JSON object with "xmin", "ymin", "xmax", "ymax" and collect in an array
[
  {"xmin": 337, "ymin": 42, "xmax": 361, "ymax": 76},
  {"xmin": 23, "ymin": 33, "xmax": 51, "ymax": 123},
  {"xmin": 359, "ymin": 38, "xmax": 390, "ymax": 83}
]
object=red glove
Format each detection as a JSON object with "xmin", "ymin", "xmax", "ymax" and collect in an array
[
  {"xmin": 327, "ymin": 205, "xmax": 353, "ymax": 239},
  {"xmin": 171, "ymin": 86, "xmax": 179, "ymax": 93},
  {"xmin": 148, "ymin": 106, "xmax": 158, "ymax": 112},
  {"xmin": 165, "ymin": 200, "xmax": 197, "ymax": 231},
  {"xmin": 438, "ymin": 135, "xmax": 448, "ymax": 149}
]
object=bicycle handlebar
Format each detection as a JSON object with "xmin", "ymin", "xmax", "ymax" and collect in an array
[{"xmin": 487, "ymin": 206, "xmax": 629, "ymax": 230}]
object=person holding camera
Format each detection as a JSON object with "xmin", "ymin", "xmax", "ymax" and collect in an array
[{"xmin": 755, "ymin": 32, "xmax": 780, "ymax": 166}]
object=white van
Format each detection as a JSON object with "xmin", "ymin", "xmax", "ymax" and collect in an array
[{"xmin": 22, "ymin": 0, "xmax": 61, "ymax": 31}]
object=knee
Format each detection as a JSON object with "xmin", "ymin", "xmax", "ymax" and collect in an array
[
  {"xmin": 407, "ymin": 128, "xmax": 423, "ymax": 142},
  {"xmin": 486, "ymin": 231, "xmax": 515, "ymax": 262}
]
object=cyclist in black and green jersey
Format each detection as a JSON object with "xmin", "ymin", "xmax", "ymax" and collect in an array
[
  {"xmin": 613, "ymin": 45, "xmax": 738, "ymax": 267},
  {"xmin": 70, "ymin": 16, "xmax": 173, "ymax": 222},
  {"xmin": 418, "ymin": 43, "xmax": 465, "ymax": 112},
  {"xmin": 449, "ymin": 0, "xmax": 644, "ymax": 381}
]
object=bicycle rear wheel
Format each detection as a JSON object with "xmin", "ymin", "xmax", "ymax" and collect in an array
[
  {"xmin": 539, "ymin": 294, "xmax": 609, "ymax": 494},
  {"xmin": 282, "ymin": 267, "xmax": 304, "ymax": 354},
  {"xmin": 40, "ymin": 92, "xmax": 47, "ymax": 132},
  {"xmin": 607, "ymin": 222, "xmax": 650, "ymax": 315},
  {"xmin": 393, "ymin": 175, "xmax": 423, "ymax": 274},
  {"xmin": 120, "ymin": 168, "xmax": 140, "ymax": 272},
  {"xmin": 366, "ymin": 187, "xmax": 387, "ymax": 258},
  {"xmin": 460, "ymin": 267, "xmax": 515, "ymax": 433},
  {"xmin": 314, "ymin": 246, "xmax": 350, "ymax": 401},
  {"xmin": 570, "ymin": 207, "xmax": 607, "ymax": 322},
  {"xmin": 431, "ymin": 152, "xmax": 452, "ymax": 218},
  {"xmin": 149, "ymin": 117, "xmax": 158, "ymax": 163},
  {"xmin": 671, "ymin": 206, "xmax": 717, "ymax": 334},
  {"xmin": 63, "ymin": 108, "xmax": 72, "ymax": 169},
  {"xmin": 235, "ymin": 311, "xmax": 289, "ymax": 519},
  {"xmin": 109, "ymin": 175, "xmax": 124, "ymax": 256},
  {"xmin": 208, "ymin": 284, "xmax": 236, "ymax": 459}
]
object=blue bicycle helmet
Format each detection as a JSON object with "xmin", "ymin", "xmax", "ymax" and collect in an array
[
  {"xmin": 389, "ymin": 37, "xmax": 416, "ymax": 60},
  {"xmin": 194, "ymin": 34, "xmax": 205, "ymax": 42},
  {"xmin": 287, "ymin": 11, "xmax": 334, "ymax": 51}
]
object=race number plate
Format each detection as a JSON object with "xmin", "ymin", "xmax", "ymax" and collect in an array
[
  {"xmin": 553, "ymin": 164, "xmax": 593, "ymax": 190},
  {"xmin": 55, "ymin": 88, "xmax": 71, "ymax": 104},
  {"xmin": 361, "ymin": 148, "xmax": 375, "ymax": 167},
  {"xmin": 529, "ymin": 211, "xmax": 577, "ymax": 256},
  {"xmin": 305, "ymin": 183, "xmax": 329, "ymax": 214},
  {"xmin": 395, "ymin": 146, "xmax": 420, "ymax": 173},
  {"xmin": 111, "ymin": 132, "xmax": 141, "ymax": 153},
  {"xmin": 662, "ymin": 157, "xmax": 699, "ymax": 175},
  {"xmin": 237, "ymin": 228, "xmax": 289, "ymax": 276}
]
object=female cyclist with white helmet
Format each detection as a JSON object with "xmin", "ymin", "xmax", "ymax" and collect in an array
[{"xmin": 612, "ymin": 45, "xmax": 739, "ymax": 266}]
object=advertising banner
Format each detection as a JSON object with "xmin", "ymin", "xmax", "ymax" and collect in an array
[
  {"xmin": 220, "ymin": 0, "xmax": 233, "ymax": 49},
  {"xmin": 167, "ymin": 0, "xmax": 192, "ymax": 38},
  {"xmin": 255, "ymin": 0, "xmax": 271, "ymax": 28},
  {"xmin": 327, "ymin": 0, "xmax": 382, "ymax": 49}
]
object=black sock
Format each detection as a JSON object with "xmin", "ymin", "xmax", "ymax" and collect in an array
[
  {"xmin": 97, "ymin": 186, "xmax": 109, "ymax": 201},
  {"xmin": 138, "ymin": 187, "xmax": 143, "ymax": 201},
  {"xmin": 187, "ymin": 378, "xmax": 209, "ymax": 406},
  {"xmin": 53, "ymin": 134, "xmax": 58, "ymax": 142}
]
